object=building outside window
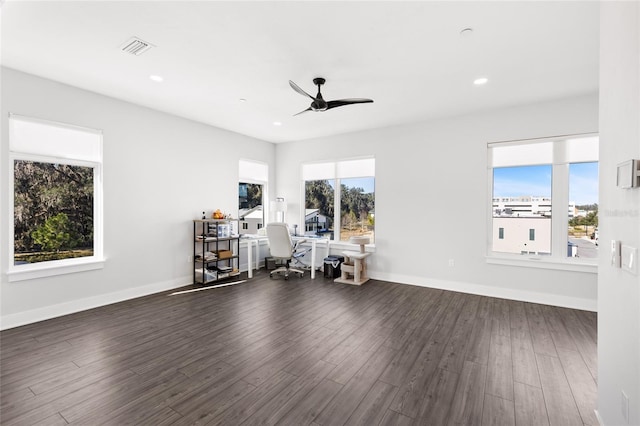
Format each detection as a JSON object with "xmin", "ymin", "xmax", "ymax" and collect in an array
[
  {"xmin": 492, "ymin": 165, "xmax": 552, "ymax": 255},
  {"xmin": 303, "ymin": 158, "xmax": 375, "ymax": 243},
  {"xmin": 488, "ymin": 134, "xmax": 598, "ymax": 262},
  {"xmin": 8, "ymin": 114, "xmax": 103, "ymax": 280}
]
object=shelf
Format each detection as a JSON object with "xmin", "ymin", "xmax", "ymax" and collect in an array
[
  {"xmin": 195, "ymin": 256, "xmax": 238, "ymax": 263},
  {"xmin": 196, "ymin": 236, "xmax": 240, "ymax": 243},
  {"xmin": 193, "ymin": 218, "xmax": 240, "ymax": 287},
  {"xmin": 194, "ymin": 218, "xmax": 236, "ymax": 223}
]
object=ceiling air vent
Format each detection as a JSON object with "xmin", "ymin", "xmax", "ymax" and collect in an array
[{"xmin": 120, "ymin": 37, "xmax": 155, "ymax": 56}]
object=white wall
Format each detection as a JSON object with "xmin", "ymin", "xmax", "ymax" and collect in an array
[
  {"xmin": 276, "ymin": 93, "xmax": 599, "ymax": 311},
  {"xmin": 0, "ymin": 67, "xmax": 600, "ymax": 330},
  {"xmin": 0, "ymin": 67, "xmax": 275, "ymax": 329},
  {"xmin": 598, "ymin": 3, "xmax": 640, "ymax": 425}
]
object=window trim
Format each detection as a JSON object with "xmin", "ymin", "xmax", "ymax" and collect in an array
[
  {"xmin": 486, "ymin": 255, "xmax": 597, "ymax": 273},
  {"xmin": 238, "ymin": 159, "xmax": 268, "ymax": 232},
  {"xmin": 486, "ymin": 133, "xmax": 598, "ymax": 270},
  {"xmin": 8, "ymin": 116, "xmax": 104, "ymax": 281}
]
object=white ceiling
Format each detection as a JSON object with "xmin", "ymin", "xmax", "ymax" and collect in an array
[{"xmin": 1, "ymin": 1, "xmax": 600, "ymax": 143}]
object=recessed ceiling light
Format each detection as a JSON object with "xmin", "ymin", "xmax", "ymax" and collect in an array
[
  {"xmin": 273, "ymin": 121, "xmax": 282, "ymax": 126},
  {"xmin": 239, "ymin": 98, "xmax": 247, "ymax": 103},
  {"xmin": 149, "ymin": 75, "xmax": 164, "ymax": 83},
  {"xmin": 460, "ymin": 28, "xmax": 474, "ymax": 37},
  {"xmin": 474, "ymin": 77, "xmax": 488, "ymax": 85}
]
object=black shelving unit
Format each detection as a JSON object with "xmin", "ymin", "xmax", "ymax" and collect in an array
[{"xmin": 193, "ymin": 219, "xmax": 240, "ymax": 285}]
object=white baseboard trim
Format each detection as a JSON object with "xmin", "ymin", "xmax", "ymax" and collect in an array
[
  {"xmin": 369, "ymin": 272, "xmax": 597, "ymax": 312},
  {"xmin": 1, "ymin": 271, "xmax": 597, "ymax": 330},
  {"xmin": 0, "ymin": 276, "xmax": 191, "ymax": 330}
]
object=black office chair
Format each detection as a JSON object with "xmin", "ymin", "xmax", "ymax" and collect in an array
[{"xmin": 266, "ymin": 223, "xmax": 307, "ymax": 280}]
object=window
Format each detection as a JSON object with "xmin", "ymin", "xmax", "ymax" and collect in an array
[
  {"xmin": 304, "ymin": 178, "xmax": 335, "ymax": 237},
  {"xmin": 238, "ymin": 159, "xmax": 268, "ymax": 235},
  {"xmin": 9, "ymin": 114, "xmax": 103, "ymax": 280},
  {"xmin": 492, "ymin": 165, "xmax": 552, "ymax": 255},
  {"xmin": 303, "ymin": 158, "xmax": 375, "ymax": 243},
  {"xmin": 568, "ymin": 162, "xmax": 599, "ymax": 258},
  {"xmin": 488, "ymin": 134, "xmax": 598, "ymax": 265}
]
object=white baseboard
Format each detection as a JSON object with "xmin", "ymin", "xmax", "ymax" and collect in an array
[
  {"xmin": 370, "ymin": 272, "xmax": 597, "ymax": 312},
  {"xmin": 0, "ymin": 276, "xmax": 191, "ymax": 330},
  {"xmin": 1, "ymin": 270, "xmax": 597, "ymax": 330}
]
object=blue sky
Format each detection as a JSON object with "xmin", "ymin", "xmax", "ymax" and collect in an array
[
  {"xmin": 494, "ymin": 162, "xmax": 598, "ymax": 205},
  {"xmin": 343, "ymin": 177, "xmax": 375, "ymax": 193},
  {"xmin": 569, "ymin": 162, "xmax": 599, "ymax": 205},
  {"xmin": 324, "ymin": 177, "xmax": 375, "ymax": 193}
]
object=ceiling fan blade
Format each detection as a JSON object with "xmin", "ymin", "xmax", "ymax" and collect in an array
[
  {"xmin": 326, "ymin": 98, "xmax": 374, "ymax": 110},
  {"xmin": 289, "ymin": 80, "xmax": 315, "ymax": 100},
  {"xmin": 293, "ymin": 107, "xmax": 312, "ymax": 116}
]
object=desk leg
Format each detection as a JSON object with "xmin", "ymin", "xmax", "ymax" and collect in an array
[
  {"xmin": 310, "ymin": 240, "xmax": 316, "ymax": 279},
  {"xmin": 255, "ymin": 240, "xmax": 259, "ymax": 271},
  {"xmin": 247, "ymin": 240, "xmax": 253, "ymax": 279}
]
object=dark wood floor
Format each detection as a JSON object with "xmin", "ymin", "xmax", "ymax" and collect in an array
[{"xmin": 0, "ymin": 272, "xmax": 598, "ymax": 426}]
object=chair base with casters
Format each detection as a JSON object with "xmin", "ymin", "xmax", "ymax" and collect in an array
[
  {"xmin": 266, "ymin": 222, "xmax": 307, "ymax": 280},
  {"xmin": 269, "ymin": 259, "xmax": 305, "ymax": 280}
]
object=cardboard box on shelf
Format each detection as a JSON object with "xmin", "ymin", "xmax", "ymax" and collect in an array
[{"xmin": 216, "ymin": 250, "xmax": 233, "ymax": 259}]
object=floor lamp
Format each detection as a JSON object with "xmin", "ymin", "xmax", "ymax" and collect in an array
[{"xmin": 270, "ymin": 197, "xmax": 287, "ymax": 223}]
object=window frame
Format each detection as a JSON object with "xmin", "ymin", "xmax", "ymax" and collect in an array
[
  {"xmin": 486, "ymin": 133, "xmax": 598, "ymax": 273},
  {"xmin": 238, "ymin": 159, "xmax": 268, "ymax": 234},
  {"xmin": 238, "ymin": 181, "xmax": 266, "ymax": 234},
  {"xmin": 302, "ymin": 157, "xmax": 375, "ymax": 246},
  {"xmin": 7, "ymin": 116, "xmax": 104, "ymax": 282}
]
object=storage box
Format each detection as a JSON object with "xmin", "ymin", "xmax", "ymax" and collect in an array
[
  {"xmin": 324, "ymin": 255, "xmax": 345, "ymax": 279},
  {"xmin": 206, "ymin": 223, "xmax": 231, "ymax": 237},
  {"xmin": 216, "ymin": 250, "xmax": 233, "ymax": 259},
  {"xmin": 195, "ymin": 268, "xmax": 217, "ymax": 283},
  {"xmin": 265, "ymin": 257, "xmax": 285, "ymax": 270}
]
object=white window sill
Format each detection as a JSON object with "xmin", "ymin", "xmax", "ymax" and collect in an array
[
  {"xmin": 7, "ymin": 257, "xmax": 105, "ymax": 282},
  {"xmin": 329, "ymin": 241, "xmax": 376, "ymax": 253},
  {"xmin": 486, "ymin": 255, "xmax": 597, "ymax": 273}
]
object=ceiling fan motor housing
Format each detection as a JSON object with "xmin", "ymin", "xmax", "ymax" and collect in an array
[
  {"xmin": 289, "ymin": 77, "xmax": 373, "ymax": 116},
  {"xmin": 311, "ymin": 101, "xmax": 327, "ymax": 111}
]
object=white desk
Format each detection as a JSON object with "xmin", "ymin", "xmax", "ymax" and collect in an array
[{"xmin": 244, "ymin": 235, "xmax": 329, "ymax": 279}]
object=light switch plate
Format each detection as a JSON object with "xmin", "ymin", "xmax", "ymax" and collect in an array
[
  {"xmin": 611, "ymin": 240, "xmax": 622, "ymax": 268},
  {"xmin": 621, "ymin": 245, "xmax": 637, "ymax": 275}
]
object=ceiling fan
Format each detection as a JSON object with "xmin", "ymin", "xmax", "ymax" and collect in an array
[{"xmin": 289, "ymin": 77, "xmax": 373, "ymax": 116}]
